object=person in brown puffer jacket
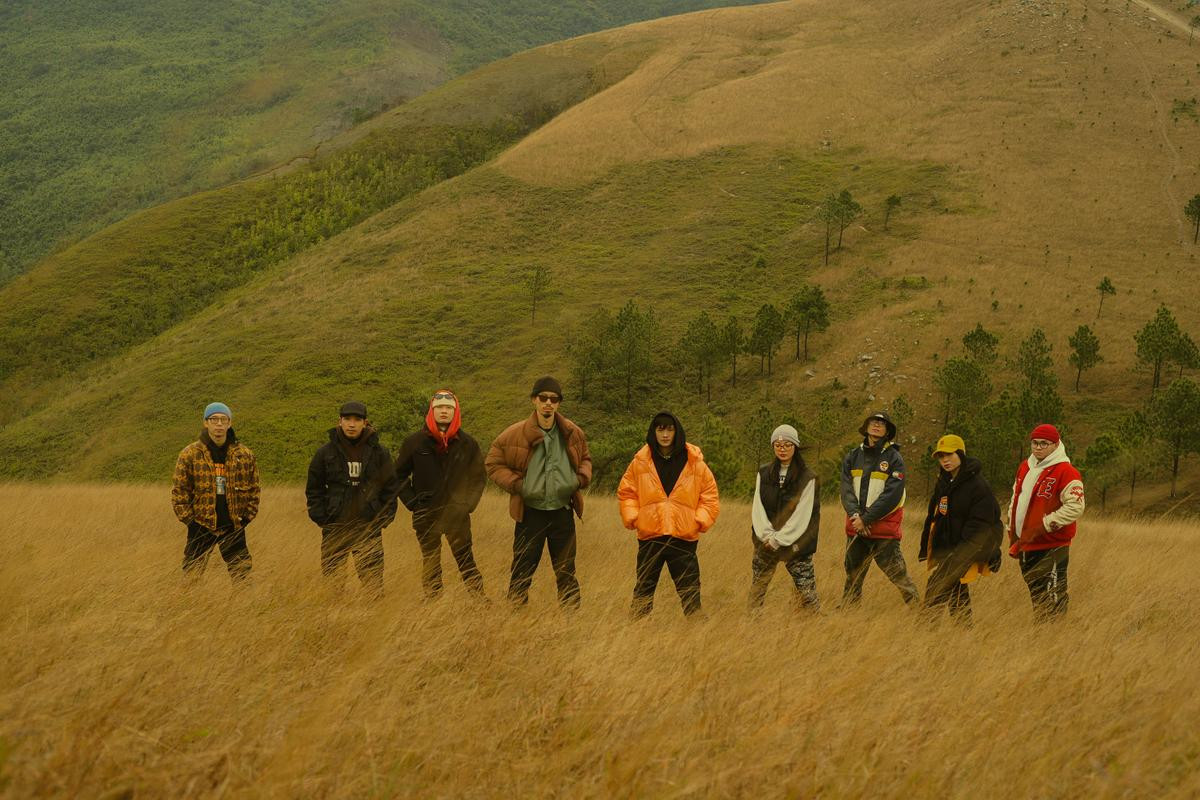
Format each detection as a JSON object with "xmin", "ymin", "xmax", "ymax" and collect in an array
[{"xmin": 485, "ymin": 377, "xmax": 592, "ymax": 608}]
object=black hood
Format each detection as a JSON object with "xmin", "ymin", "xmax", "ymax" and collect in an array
[
  {"xmin": 936, "ymin": 452, "xmax": 982, "ymax": 489},
  {"xmin": 646, "ymin": 411, "xmax": 686, "ymax": 457},
  {"xmin": 200, "ymin": 428, "xmax": 238, "ymax": 447}
]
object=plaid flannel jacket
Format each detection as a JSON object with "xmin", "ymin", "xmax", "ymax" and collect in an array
[{"xmin": 171, "ymin": 436, "xmax": 261, "ymax": 531}]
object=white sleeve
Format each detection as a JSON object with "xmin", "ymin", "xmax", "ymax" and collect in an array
[
  {"xmin": 751, "ymin": 473, "xmax": 774, "ymax": 541},
  {"xmin": 773, "ymin": 478, "xmax": 816, "ymax": 547},
  {"xmin": 1043, "ymin": 479, "xmax": 1085, "ymax": 531}
]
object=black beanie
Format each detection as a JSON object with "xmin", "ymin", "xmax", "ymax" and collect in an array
[{"xmin": 530, "ymin": 376, "xmax": 564, "ymax": 399}]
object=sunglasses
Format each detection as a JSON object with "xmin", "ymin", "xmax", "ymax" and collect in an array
[
  {"xmin": 536, "ymin": 394, "xmax": 561, "ymax": 404},
  {"xmin": 432, "ymin": 392, "xmax": 455, "ymax": 400}
]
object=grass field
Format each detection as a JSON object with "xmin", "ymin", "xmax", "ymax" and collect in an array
[{"xmin": 1, "ymin": 484, "xmax": 1197, "ymax": 798}]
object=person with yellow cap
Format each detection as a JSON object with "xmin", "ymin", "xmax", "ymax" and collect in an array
[{"xmin": 917, "ymin": 434, "xmax": 1003, "ymax": 623}]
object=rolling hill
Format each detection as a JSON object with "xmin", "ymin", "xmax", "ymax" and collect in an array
[
  {"xmin": 0, "ymin": 0, "xmax": 774, "ymax": 281},
  {"xmin": 2, "ymin": 0, "xmax": 1200, "ymax": 503}
]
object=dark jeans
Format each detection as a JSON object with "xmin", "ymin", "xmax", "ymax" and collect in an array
[
  {"xmin": 843, "ymin": 536, "xmax": 919, "ymax": 606},
  {"xmin": 749, "ymin": 539, "xmax": 819, "ymax": 611},
  {"xmin": 632, "ymin": 536, "xmax": 701, "ymax": 617},
  {"xmin": 1020, "ymin": 546, "xmax": 1069, "ymax": 619},
  {"xmin": 321, "ymin": 523, "xmax": 384, "ymax": 596},
  {"xmin": 508, "ymin": 506, "xmax": 579, "ymax": 608},
  {"xmin": 182, "ymin": 522, "xmax": 251, "ymax": 581},
  {"xmin": 414, "ymin": 510, "xmax": 483, "ymax": 599}
]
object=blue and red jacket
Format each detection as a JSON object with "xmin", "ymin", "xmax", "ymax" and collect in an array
[{"xmin": 840, "ymin": 439, "xmax": 906, "ymax": 539}]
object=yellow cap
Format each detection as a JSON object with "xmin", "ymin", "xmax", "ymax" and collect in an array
[{"xmin": 933, "ymin": 434, "xmax": 966, "ymax": 456}]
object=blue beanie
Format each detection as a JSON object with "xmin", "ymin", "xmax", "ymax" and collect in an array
[{"xmin": 204, "ymin": 402, "xmax": 232, "ymax": 420}]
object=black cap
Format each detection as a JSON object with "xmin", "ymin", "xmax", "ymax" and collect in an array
[
  {"xmin": 339, "ymin": 400, "xmax": 367, "ymax": 418},
  {"xmin": 530, "ymin": 376, "xmax": 563, "ymax": 399}
]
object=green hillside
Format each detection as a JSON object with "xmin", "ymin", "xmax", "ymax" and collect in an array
[
  {"xmin": 3, "ymin": 0, "xmax": 1200, "ymax": 508},
  {"xmin": 0, "ymin": 0, "xmax": 771, "ymax": 282}
]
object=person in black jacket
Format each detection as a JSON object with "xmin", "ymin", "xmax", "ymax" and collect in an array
[
  {"xmin": 395, "ymin": 390, "xmax": 487, "ymax": 599},
  {"xmin": 918, "ymin": 434, "xmax": 1003, "ymax": 624},
  {"xmin": 305, "ymin": 401, "xmax": 400, "ymax": 597},
  {"xmin": 749, "ymin": 424, "xmax": 821, "ymax": 612}
]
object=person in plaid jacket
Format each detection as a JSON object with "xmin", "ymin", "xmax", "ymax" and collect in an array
[{"xmin": 171, "ymin": 402, "xmax": 261, "ymax": 581}]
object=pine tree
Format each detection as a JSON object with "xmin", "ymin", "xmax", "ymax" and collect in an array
[
  {"xmin": 1096, "ymin": 276, "xmax": 1116, "ymax": 319},
  {"xmin": 1134, "ymin": 306, "xmax": 1183, "ymax": 396},
  {"xmin": 784, "ymin": 285, "xmax": 831, "ymax": 361},
  {"xmin": 1068, "ymin": 325, "xmax": 1102, "ymax": 391}
]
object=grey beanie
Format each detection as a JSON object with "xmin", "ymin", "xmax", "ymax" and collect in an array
[{"xmin": 770, "ymin": 424, "xmax": 801, "ymax": 448}]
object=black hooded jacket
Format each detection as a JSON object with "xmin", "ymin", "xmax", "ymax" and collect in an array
[
  {"xmin": 647, "ymin": 411, "xmax": 688, "ymax": 496},
  {"xmin": 919, "ymin": 453, "xmax": 1003, "ymax": 566},
  {"xmin": 305, "ymin": 426, "xmax": 400, "ymax": 528}
]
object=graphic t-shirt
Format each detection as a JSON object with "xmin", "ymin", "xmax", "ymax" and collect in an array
[{"xmin": 205, "ymin": 437, "xmax": 233, "ymax": 531}]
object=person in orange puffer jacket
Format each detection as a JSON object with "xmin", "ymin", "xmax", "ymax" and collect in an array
[{"xmin": 618, "ymin": 412, "xmax": 720, "ymax": 617}]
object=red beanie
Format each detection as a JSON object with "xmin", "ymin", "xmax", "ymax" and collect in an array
[{"xmin": 1029, "ymin": 424, "xmax": 1060, "ymax": 443}]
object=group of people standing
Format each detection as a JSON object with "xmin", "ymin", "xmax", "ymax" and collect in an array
[{"xmin": 170, "ymin": 377, "xmax": 1085, "ymax": 622}]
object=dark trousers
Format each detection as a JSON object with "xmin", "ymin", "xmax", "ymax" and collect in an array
[
  {"xmin": 843, "ymin": 536, "xmax": 919, "ymax": 606},
  {"xmin": 923, "ymin": 532, "xmax": 993, "ymax": 623},
  {"xmin": 1020, "ymin": 546, "xmax": 1069, "ymax": 619},
  {"xmin": 923, "ymin": 564, "xmax": 972, "ymax": 623},
  {"xmin": 182, "ymin": 522, "xmax": 251, "ymax": 581},
  {"xmin": 508, "ymin": 506, "xmax": 579, "ymax": 608},
  {"xmin": 749, "ymin": 542, "xmax": 819, "ymax": 611},
  {"xmin": 632, "ymin": 536, "xmax": 701, "ymax": 617},
  {"xmin": 321, "ymin": 523, "xmax": 384, "ymax": 596},
  {"xmin": 415, "ymin": 515, "xmax": 483, "ymax": 599}
]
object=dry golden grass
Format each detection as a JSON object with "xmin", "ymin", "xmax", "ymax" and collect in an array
[{"xmin": 2, "ymin": 483, "xmax": 1198, "ymax": 798}]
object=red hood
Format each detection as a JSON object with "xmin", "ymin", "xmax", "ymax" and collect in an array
[{"xmin": 425, "ymin": 390, "xmax": 461, "ymax": 452}]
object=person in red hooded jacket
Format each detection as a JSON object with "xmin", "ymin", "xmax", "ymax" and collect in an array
[
  {"xmin": 1006, "ymin": 424, "xmax": 1085, "ymax": 619},
  {"xmin": 395, "ymin": 390, "xmax": 487, "ymax": 600}
]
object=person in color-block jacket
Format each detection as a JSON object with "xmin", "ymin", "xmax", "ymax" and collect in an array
[
  {"xmin": 839, "ymin": 411, "xmax": 919, "ymax": 607},
  {"xmin": 1006, "ymin": 423, "xmax": 1084, "ymax": 619}
]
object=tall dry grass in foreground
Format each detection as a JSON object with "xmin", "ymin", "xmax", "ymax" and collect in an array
[{"xmin": 1, "ymin": 483, "xmax": 1197, "ymax": 799}]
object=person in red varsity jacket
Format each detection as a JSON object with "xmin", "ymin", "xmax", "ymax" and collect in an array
[
  {"xmin": 1006, "ymin": 424, "xmax": 1085, "ymax": 619},
  {"xmin": 839, "ymin": 411, "xmax": 919, "ymax": 607}
]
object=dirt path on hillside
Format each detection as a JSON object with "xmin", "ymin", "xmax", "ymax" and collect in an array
[
  {"xmin": 1116, "ymin": 0, "xmax": 1192, "ymax": 240},
  {"xmin": 1130, "ymin": 0, "xmax": 1193, "ymax": 36}
]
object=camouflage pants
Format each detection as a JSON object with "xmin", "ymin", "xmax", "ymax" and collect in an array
[{"xmin": 749, "ymin": 544, "xmax": 819, "ymax": 611}]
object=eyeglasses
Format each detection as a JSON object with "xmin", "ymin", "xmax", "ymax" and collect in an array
[
  {"xmin": 206, "ymin": 416, "xmax": 231, "ymax": 425},
  {"xmin": 536, "ymin": 394, "xmax": 561, "ymax": 404},
  {"xmin": 1031, "ymin": 439, "xmax": 1055, "ymax": 448},
  {"xmin": 432, "ymin": 392, "xmax": 455, "ymax": 400},
  {"xmin": 772, "ymin": 441, "xmax": 795, "ymax": 449}
]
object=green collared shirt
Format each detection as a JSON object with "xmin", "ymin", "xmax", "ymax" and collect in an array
[{"xmin": 522, "ymin": 422, "xmax": 579, "ymax": 511}]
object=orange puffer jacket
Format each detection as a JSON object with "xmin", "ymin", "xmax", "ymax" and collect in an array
[{"xmin": 617, "ymin": 443, "xmax": 721, "ymax": 541}]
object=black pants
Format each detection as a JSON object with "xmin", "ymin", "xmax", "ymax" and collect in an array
[
  {"xmin": 182, "ymin": 522, "xmax": 251, "ymax": 581},
  {"xmin": 321, "ymin": 523, "xmax": 384, "ymax": 596},
  {"xmin": 843, "ymin": 536, "xmax": 919, "ymax": 606},
  {"xmin": 414, "ymin": 511, "xmax": 483, "ymax": 599},
  {"xmin": 508, "ymin": 506, "xmax": 579, "ymax": 608},
  {"xmin": 632, "ymin": 536, "xmax": 701, "ymax": 617},
  {"xmin": 923, "ymin": 531, "xmax": 994, "ymax": 623},
  {"xmin": 749, "ymin": 541, "xmax": 819, "ymax": 611},
  {"xmin": 1020, "ymin": 546, "xmax": 1069, "ymax": 619}
]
